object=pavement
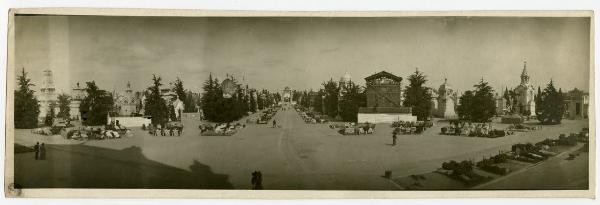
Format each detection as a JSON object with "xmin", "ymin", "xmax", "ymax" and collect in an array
[{"xmin": 13, "ymin": 107, "xmax": 590, "ymax": 190}]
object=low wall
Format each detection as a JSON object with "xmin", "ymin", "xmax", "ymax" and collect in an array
[
  {"xmin": 357, "ymin": 113, "xmax": 417, "ymax": 124},
  {"xmin": 107, "ymin": 116, "xmax": 152, "ymax": 127}
]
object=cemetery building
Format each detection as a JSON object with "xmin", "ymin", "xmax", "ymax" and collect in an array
[
  {"xmin": 512, "ymin": 61, "xmax": 536, "ymax": 116},
  {"xmin": 282, "ymin": 86, "xmax": 292, "ymax": 102},
  {"xmin": 69, "ymin": 82, "xmax": 87, "ymax": 120},
  {"xmin": 358, "ymin": 71, "xmax": 416, "ymax": 123},
  {"xmin": 496, "ymin": 61, "xmax": 537, "ymax": 117},
  {"xmin": 563, "ymin": 88, "xmax": 589, "ymax": 119},
  {"xmin": 495, "ymin": 91, "xmax": 508, "ymax": 116},
  {"xmin": 38, "ymin": 69, "xmax": 58, "ymax": 123},
  {"xmin": 433, "ymin": 78, "xmax": 458, "ymax": 119},
  {"xmin": 114, "ymin": 82, "xmax": 139, "ymax": 116}
]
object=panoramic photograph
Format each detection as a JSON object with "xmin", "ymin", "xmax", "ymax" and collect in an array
[{"xmin": 9, "ymin": 15, "xmax": 591, "ymax": 191}]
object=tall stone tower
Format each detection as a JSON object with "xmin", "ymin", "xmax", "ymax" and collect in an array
[
  {"xmin": 69, "ymin": 82, "xmax": 87, "ymax": 120},
  {"xmin": 39, "ymin": 69, "xmax": 58, "ymax": 122}
]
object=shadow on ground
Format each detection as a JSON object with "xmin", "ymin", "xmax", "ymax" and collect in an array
[{"xmin": 14, "ymin": 144, "xmax": 233, "ymax": 189}]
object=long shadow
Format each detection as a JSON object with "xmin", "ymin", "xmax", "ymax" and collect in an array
[{"xmin": 14, "ymin": 144, "xmax": 233, "ymax": 189}]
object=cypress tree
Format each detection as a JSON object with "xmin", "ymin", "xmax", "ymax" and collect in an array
[
  {"xmin": 144, "ymin": 75, "xmax": 169, "ymax": 125},
  {"xmin": 456, "ymin": 79, "xmax": 496, "ymax": 122},
  {"xmin": 14, "ymin": 68, "xmax": 41, "ymax": 128},
  {"xmin": 403, "ymin": 69, "xmax": 433, "ymax": 121},
  {"xmin": 537, "ymin": 79, "xmax": 565, "ymax": 124},
  {"xmin": 80, "ymin": 81, "xmax": 114, "ymax": 126},
  {"xmin": 57, "ymin": 93, "xmax": 71, "ymax": 119}
]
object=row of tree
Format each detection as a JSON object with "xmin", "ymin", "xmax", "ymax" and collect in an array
[
  {"xmin": 12, "ymin": 67, "xmax": 570, "ymax": 128},
  {"xmin": 200, "ymin": 74, "xmax": 279, "ymax": 123}
]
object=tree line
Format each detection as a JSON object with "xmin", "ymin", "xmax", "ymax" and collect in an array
[{"xmin": 12, "ymin": 68, "xmax": 571, "ymax": 128}]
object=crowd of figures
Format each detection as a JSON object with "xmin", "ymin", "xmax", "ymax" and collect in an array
[
  {"xmin": 32, "ymin": 142, "xmax": 47, "ymax": 160},
  {"xmin": 440, "ymin": 121, "xmax": 510, "ymax": 138}
]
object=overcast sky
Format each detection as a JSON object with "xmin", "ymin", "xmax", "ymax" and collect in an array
[{"xmin": 15, "ymin": 16, "xmax": 590, "ymax": 96}]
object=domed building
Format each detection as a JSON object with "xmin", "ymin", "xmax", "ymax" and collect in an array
[{"xmin": 339, "ymin": 72, "xmax": 352, "ymax": 89}]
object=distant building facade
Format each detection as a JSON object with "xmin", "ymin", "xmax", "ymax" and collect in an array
[
  {"xmin": 282, "ymin": 86, "xmax": 292, "ymax": 102},
  {"xmin": 358, "ymin": 71, "xmax": 416, "ymax": 123},
  {"xmin": 114, "ymin": 82, "xmax": 139, "ymax": 116},
  {"xmin": 563, "ymin": 88, "xmax": 589, "ymax": 119},
  {"xmin": 69, "ymin": 82, "xmax": 86, "ymax": 120}
]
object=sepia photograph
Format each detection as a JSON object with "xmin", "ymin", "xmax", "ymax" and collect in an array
[{"xmin": 4, "ymin": 9, "xmax": 595, "ymax": 198}]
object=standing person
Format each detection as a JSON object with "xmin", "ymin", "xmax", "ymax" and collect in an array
[
  {"xmin": 272, "ymin": 120, "xmax": 277, "ymax": 128},
  {"xmin": 392, "ymin": 133, "xmax": 397, "ymax": 146},
  {"xmin": 33, "ymin": 142, "xmax": 40, "ymax": 160},
  {"xmin": 40, "ymin": 143, "xmax": 46, "ymax": 160},
  {"xmin": 256, "ymin": 171, "xmax": 263, "ymax": 190},
  {"xmin": 251, "ymin": 171, "xmax": 258, "ymax": 189}
]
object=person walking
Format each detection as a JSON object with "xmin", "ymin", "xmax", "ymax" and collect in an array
[
  {"xmin": 33, "ymin": 142, "xmax": 40, "ymax": 160},
  {"xmin": 272, "ymin": 120, "xmax": 277, "ymax": 128},
  {"xmin": 392, "ymin": 133, "xmax": 397, "ymax": 146},
  {"xmin": 40, "ymin": 143, "xmax": 46, "ymax": 160}
]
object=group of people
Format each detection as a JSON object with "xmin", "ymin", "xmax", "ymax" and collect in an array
[
  {"xmin": 251, "ymin": 171, "xmax": 263, "ymax": 190},
  {"xmin": 32, "ymin": 142, "xmax": 47, "ymax": 160}
]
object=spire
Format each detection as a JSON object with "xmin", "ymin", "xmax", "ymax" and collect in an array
[
  {"xmin": 520, "ymin": 60, "xmax": 530, "ymax": 85},
  {"xmin": 521, "ymin": 60, "xmax": 528, "ymax": 77}
]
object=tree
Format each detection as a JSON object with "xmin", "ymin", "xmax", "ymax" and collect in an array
[
  {"xmin": 457, "ymin": 90, "xmax": 475, "ymax": 121},
  {"xmin": 534, "ymin": 86, "xmax": 542, "ymax": 116},
  {"xmin": 249, "ymin": 89, "xmax": 257, "ymax": 112},
  {"xmin": 201, "ymin": 73, "xmax": 219, "ymax": 120},
  {"xmin": 403, "ymin": 69, "xmax": 433, "ymax": 120},
  {"xmin": 14, "ymin": 68, "xmax": 41, "ymax": 128},
  {"xmin": 80, "ymin": 81, "xmax": 114, "ymax": 125},
  {"xmin": 537, "ymin": 80, "xmax": 565, "ymax": 124},
  {"xmin": 44, "ymin": 102, "xmax": 56, "ymax": 126},
  {"xmin": 57, "ymin": 93, "xmax": 71, "ymax": 119},
  {"xmin": 456, "ymin": 79, "xmax": 496, "ymax": 122},
  {"xmin": 503, "ymin": 87, "xmax": 511, "ymax": 109},
  {"xmin": 312, "ymin": 89, "xmax": 324, "ymax": 113},
  {"xmin": 471, "ymin": 79, "xmax": 496, "ymax": 122},
  {"xmin": 144, "ymin": 75, "xmax": 169, "ymax": 125},
  {"xmin": 338, "ymin": 82, "xmax": 367, "ymax": 122},
  {"xmin": 172, "ymin": 77, "xmax": 197, "ymax": 113},
  {"xmin": 200, "ymin": 74, "xmax": 249, "ymax": 123},
  {"xmin": 322, "ymin": 79, "xmax": 339, "ymax": 117}
]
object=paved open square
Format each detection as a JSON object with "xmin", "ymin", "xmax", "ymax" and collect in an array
[{"xmin": 14, "ymin": 107, "xmax": 589, "ymax": 190}]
